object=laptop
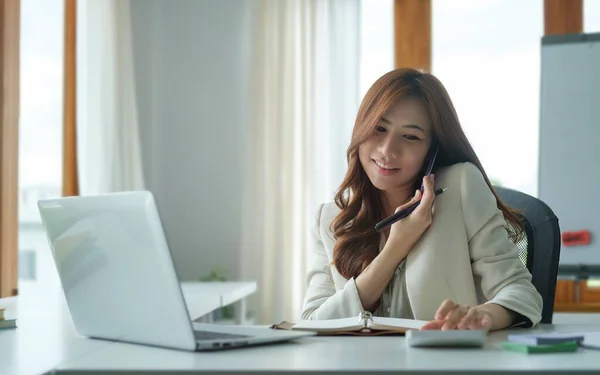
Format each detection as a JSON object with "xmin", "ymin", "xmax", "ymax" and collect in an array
[{"xmin": 37, "ymin": 190, "xmax": 314, "ymax": 351}]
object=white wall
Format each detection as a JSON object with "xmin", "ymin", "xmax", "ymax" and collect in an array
[{"xmin": 131, "ymin": 0, "xmax": 251, "ymax": 281}]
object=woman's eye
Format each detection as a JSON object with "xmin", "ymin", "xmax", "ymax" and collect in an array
[
  {"xmin": 376, "ymin": 126, "xmax": 386, "ymax": 133},
  {"xmin": 404, "ymin": 135, "xmax": 420, "ymax": 141}
]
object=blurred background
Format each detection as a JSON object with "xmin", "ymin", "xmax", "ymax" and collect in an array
[{"xmin": 2, "ymin": 0, "xmax": 600, "ymax": 325}]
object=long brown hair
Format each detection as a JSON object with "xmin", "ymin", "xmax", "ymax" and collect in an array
[{"xmin": 331, "ymin": 68, "xmax": 524, "ymax": 280}]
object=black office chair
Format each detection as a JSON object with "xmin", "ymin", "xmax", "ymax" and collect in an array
[{"xmin": 494, "ymin": 186, "xmax": 561, "ymax": 324}]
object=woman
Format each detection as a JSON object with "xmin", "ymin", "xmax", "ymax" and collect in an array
[{"xmin": 301, "ymin": 68, "xmax": 542, "ymax": 331}]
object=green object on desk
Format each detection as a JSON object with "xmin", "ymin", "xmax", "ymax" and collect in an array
[{"xmin": 501, "ymin": 340, "xmax": 578, "ymax": 354}]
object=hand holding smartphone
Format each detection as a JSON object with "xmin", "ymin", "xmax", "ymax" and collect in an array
[{"xmin": 374, "ymin": 145, "xmax": 444, "ymax": 232}]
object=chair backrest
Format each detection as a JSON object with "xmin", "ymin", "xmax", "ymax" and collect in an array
[{"xmin": 494, "ymin": 186, "xmax": 561, "ymax": 324}]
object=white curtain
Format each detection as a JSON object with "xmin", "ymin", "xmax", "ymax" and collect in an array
[
  {"xmin": 240, "ymin": 0, "xmax": 360, "ymax": 325},
  {"xmin": 76, "ymin": 0, "xmax": 145, "ymax": 194}
]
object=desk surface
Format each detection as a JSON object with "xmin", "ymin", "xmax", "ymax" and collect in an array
[
  {"xmin": 180, "ymin": 281, "xmax": 257, "ymax": 320},
  {"xmin": 53, "ymin": 325, "xmax": 600, "ymax": 375},
  {"xmin": 2, "ymin": 289, "xmax": 600, "ymax": 375},
  {"xmin": 0, "ymin": 289, "xmax": 101, "ymax": 375},
  {"xmin": 0, "ymin": 282, "xmax": 256, "ymax": 375}
]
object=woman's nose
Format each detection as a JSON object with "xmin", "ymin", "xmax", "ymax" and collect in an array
[{"xmin": 378, "ymin": 135, "xmax": 399, "ymax": 159}]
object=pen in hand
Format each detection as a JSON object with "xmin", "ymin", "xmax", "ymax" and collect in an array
[{"xmin": 374, "ymin": 187, "xmax": 448, "ymax": 232}]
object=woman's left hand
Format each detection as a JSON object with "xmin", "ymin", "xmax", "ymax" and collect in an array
[{"xmin": 420, "ymin": 299, "xmax": 492, "ymax": 331}]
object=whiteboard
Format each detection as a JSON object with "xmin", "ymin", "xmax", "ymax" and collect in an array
[{"xmin": 539, "ymin": 33, "xmax": 600, "ymax": 265}]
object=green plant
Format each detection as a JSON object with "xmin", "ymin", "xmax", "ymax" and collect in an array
[{"xmin": 199, "ymin": 268, "xmax": 227, "ymax": 282}]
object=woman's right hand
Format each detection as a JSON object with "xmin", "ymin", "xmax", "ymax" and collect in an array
[
  {"xmin": 354, "ymin": 174, "xmax": 437, "ymax": 312},
  {"xmin": 385, "ymin": 174, "xmax": 436, "ymax": 254}
]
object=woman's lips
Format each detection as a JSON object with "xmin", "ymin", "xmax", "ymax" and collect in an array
[{"xmin": 373, "ymin": 159, "xmax": 399, "ymax": 176}]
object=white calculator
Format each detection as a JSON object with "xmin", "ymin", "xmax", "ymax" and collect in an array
[{"xmin": 406, "ymin": 329, "xmax": 487, "ymax": 348}]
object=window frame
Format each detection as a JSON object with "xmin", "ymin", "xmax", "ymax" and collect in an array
[{"xmin": 0, "ymin": 0, "xmax": 21, "ymax": 298}]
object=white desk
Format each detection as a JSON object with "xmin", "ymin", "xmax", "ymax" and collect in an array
[
  {"xmin": 181, "ymin": 281, "xmax": 256, "ymax": 324},
  {"xmin": 52, "ymin": 324, "xmax": 600, "ymax": 374},
  {"xmin": 0, "ymin": 281, "xmax": 256, "ymax": 375},
  {"xmin": 0, "ymin": 289, "xmax": 104, "ymax": 375},
  {"xmin": 553, "ymin": 312, "xmax": 600, "ymax": 325},
  {"xmin": 2, "ymin": 289, "xmax": 600, "ymax": 375}
]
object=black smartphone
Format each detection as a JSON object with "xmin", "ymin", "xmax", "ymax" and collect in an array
[{"xmin": 419, "ymin": 144, "xmax": 439, "ymax": 192}]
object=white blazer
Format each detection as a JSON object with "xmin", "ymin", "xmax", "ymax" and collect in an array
[{"xmin": 301, "ymin": 162, "xmax": 543, "ymax": 326}]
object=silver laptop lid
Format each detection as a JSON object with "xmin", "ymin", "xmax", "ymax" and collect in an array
[{"xmin": 38, "ymin": 191, "xmax": 196, "ymax": 351}]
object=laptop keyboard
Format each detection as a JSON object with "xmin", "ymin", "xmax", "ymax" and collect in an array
[{"xmin": 194, "ymin": 330, "xmax": 252, "ymax": 341}]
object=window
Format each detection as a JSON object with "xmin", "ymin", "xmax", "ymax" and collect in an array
[
  {"xmin": 361, "ymin": 1, "xmax": 543, "ymax": 197},
  {"xmin": 432, "ymin": 0, "xmax": 543, "ymax": 197},
  {"xmin": 585, "ymin": 0, "xmax": 600, "ymax": 33},
  {"xmin": 359, "ymin": 0, "xmax": 394, "ymax": 98},
  {"xmin": 19, "ymin": 0, "xmax": 64, "ymax": 294}
]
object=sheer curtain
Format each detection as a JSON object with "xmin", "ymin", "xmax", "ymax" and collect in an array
[
  {"xmin": 76, "ymin": 0, "xmax": 145, "ymax": 194},
  {"xmin": 240, "ymin": 0, "xmax": 360, "ymax": 325}
]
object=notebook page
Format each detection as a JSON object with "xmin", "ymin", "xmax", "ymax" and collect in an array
[
  {"xmin": 292, "ymin": 317, "xmax": 363, "ymax": 332},
  {"xmin": 371, "ymin": 317, "xmax": 428, "ymax": 330}
]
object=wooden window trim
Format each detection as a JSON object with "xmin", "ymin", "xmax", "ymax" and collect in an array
[
  {"xmin": 394, "ymin": 0, "xmax": 431, "ymax": 72},
  {"xmin": 544, "ymin": 0, "xmax": 583, "ymax": 35},
  {"xmin": 0, "ymin": 0, "xmax": 20, "ymax": 298},
  {"xmin": 63, "ymin": 0, "xmax": 78, "ymax": 197}
]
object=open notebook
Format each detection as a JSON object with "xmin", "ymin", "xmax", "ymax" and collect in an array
[{"xmin": 272, "ymin": 312, "xmax": 428, "ymax": 336}]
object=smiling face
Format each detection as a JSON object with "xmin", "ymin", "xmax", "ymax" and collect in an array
[{"xmin": 358, "ymin": 97, "xmax": 433, "ymax": 202}]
